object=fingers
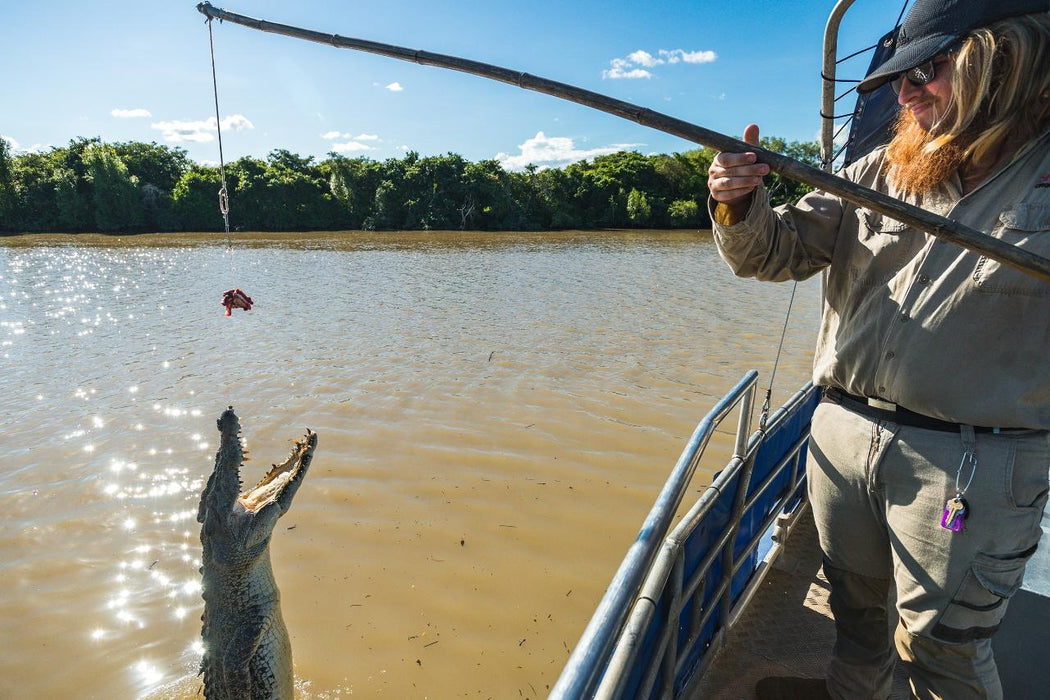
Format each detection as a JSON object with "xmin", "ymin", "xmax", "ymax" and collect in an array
[
  {"xmin": 707, "ymin": 162, "xmax": 767, "ymax": 203},
  {"xmin": 743, "ymin": 123, "xmax": 760, "ymax": 146},
  {"xmin": 707, "ymin": 123, "xmax": 769, "ymax": 204}
]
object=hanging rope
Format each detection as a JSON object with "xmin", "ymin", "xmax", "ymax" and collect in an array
[
  {"xmin": 759, "ymin": 281, "xmax": 798, "ymax": 431},
  {"xmin": 206, "ymin": 17, "xmax": 253, "ymax": 316},
  {"xmin": 207, "ymin": 18, "xmax": 232, "ymax": 252}
]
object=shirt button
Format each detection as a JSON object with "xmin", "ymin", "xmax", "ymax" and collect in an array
[
  {"xmin": 886, "ymin": 351, "xmax": 895, "ymax": 359},
  {"xmin": 918, "ymin": 274, "xmax": 931, "ymax": 285},
  {"xmin": 900, "ymin": 313, "xmax": 910, "ymax": 322},
  {"xmin": 878, "ymin": 385, "xmax": 887, "ymax": 393}
]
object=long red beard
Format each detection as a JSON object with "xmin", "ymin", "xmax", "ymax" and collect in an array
[{"xmin": 884, "ymin": 109, "xmax": 969, "ymax": 196}]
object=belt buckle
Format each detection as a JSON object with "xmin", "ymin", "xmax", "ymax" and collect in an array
[{"xmin": 867, "ymin": 398, "xmax": 897, "ymax": 411}]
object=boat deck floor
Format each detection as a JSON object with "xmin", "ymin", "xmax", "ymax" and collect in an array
[{"xmin": 689, "ymin": 507, "xmax": 910, "ymax": 699}]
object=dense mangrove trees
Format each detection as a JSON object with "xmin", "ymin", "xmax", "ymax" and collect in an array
[{"xmin": 0, "ymin": 136, "xmax": 820, "ymax": 233}]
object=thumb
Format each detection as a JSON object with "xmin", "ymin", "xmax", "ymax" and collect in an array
[{"xmin": 743, "ymin": 123, "xmax": 760, "ymax": 147}]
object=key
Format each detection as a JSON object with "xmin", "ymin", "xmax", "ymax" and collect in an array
[{"xmin": 941, "ymin": 496, "xmax": 968, "ymax": 532}]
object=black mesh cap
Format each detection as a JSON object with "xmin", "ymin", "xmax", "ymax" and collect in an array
[{"xmin": 857, "ymin": 0, "xmax": 1049, "ymax": 93}]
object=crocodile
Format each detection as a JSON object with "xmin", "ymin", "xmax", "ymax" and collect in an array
[{"xmin": 197, "ymin": 407, "xmax": 317, "ymax": 699}]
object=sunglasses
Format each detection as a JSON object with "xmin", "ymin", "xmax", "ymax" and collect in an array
[
  {"xmin": 890, "ymin": 61, "xmax": 937, "ymax": 94},
  {"xmin": 890, "ymin": 55, "xmax": 951, "ymax": 94}
]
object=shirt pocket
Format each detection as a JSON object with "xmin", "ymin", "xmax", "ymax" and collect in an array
[
  {"xmin": 972, "ymin": 203, "xmax": 1050, "ymax": 298},
  {"xmin": 849, "ymin": 210, "xmax": 918, "ymax": 289}
]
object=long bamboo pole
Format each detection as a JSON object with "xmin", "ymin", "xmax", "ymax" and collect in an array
[{"xmin": 196, "ymin": 2, "xmax": 1050, "ymax": 284}]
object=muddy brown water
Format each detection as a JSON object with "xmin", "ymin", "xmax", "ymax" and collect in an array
[{"xmin": 0, "ymin": 230, "xmax": 819, "ymax": 698}]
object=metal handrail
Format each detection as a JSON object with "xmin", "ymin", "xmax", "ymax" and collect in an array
[
  {"xmin": 821, "ymin": 0, "xmax": 859, "ymax": 169},
  {"xmin": 631, "ymin": 383, "xmax": 815, "ymax": 698},
  {"xmin": 566, "ymin": 379, "xmax": 816, "ymax": 698},
  {"xmin": 550, "ymin": 370, "xmax": 759, "ymax": 698}
]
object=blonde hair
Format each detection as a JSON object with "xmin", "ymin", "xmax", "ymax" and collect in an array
[{"xmin": 930, "ymin": 12, "xmax": 1050, "ymax": 163}]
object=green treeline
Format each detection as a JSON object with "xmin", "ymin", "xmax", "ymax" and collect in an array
[{"xmin": 0, "ymin": 136, "xmax": 820, "ymax": 233}]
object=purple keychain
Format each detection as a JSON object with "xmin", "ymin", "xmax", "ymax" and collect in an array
[
  {"xmin": 941, "ymin": 451, "xmax": 976, "ymax": 533},
  {"xmin": 941, "ymin": 495, "xmax": 968, "ymax": 531}
]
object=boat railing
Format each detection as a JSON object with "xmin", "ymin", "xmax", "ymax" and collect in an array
[{"xmin": 552, "ymin": 373, "xmax": 821, "ymax": 698}]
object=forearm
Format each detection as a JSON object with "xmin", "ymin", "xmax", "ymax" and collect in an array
[{"xmin": 710, "ymin": 186, "xmax": 840, "ymax": 282}]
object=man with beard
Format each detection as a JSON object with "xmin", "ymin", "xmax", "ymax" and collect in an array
[{"xmin": 707, "ymin": 1, "xmax": 1050, "ymax": 699}]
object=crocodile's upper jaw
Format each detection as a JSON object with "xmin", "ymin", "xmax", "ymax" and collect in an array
[
  {"xmin": 199, "ymin": 407, "xmax": 317, "ymax": 524},
  {"xmin": 238, "ymin": 428, "xmax": 316, "ymax": 512}
]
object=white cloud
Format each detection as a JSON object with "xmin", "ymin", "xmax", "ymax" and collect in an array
[
  {"xmin": 323, "ymin": 131, "xmax": 379, "ymax": 145},
  {"xmin": 150, "ymin": 114, "xmax": 254, "ymax": 143},
  {"xmin": 628, "ymin": 50, "xmax": 662, "ymax": 68},
  {"xmin": 331, "ymin": 141, "xmax": 373, "ymax": 153},
  {"xmin": 495, "ymin": 131, "xmax": 642, "ymax": 171},
  {"xmin": 662, "ymin": 49, "xmax": 717, "ymax": 64},
  {"xmin": 221, "ymin": 115, "xmax": 253, "ymax": 131},
  {"xmin": 1, "ymin": 135, "xmax": 44, "ymax": 153},
  {"xmin": 603, "ymin": 58, "xmax": 652, "ymax": 80},
  {"xmin": 111, "ymin": 108, "xmax": 152, "ymax": 119},
  {"xmin": 603, "ymin": 48, "xmax": 717, "ymax": 79},
  {"xmin": 385, "ymin": 82, "xmax": 403, "ymax": 92}
]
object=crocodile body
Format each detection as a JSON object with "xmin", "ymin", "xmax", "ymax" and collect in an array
[{"xmin": 197, "ymin": 407, "xmax": 317, "ymax": 699}]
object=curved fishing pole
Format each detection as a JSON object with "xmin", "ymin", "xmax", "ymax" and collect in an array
[{"xmin": 196, "ymin": 1, "xmax": 1050, "ymax": 285}]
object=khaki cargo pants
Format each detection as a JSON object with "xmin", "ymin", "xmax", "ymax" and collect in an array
[{"xmin": 807, "ymin": 400, "xmax": 1049, "ymax": 700}]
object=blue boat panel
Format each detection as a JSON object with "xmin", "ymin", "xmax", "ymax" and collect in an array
[{"xmin": 673, "ymin": 388, "xmax": 821, "ymax": 694}]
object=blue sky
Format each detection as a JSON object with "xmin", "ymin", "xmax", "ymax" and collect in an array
[{"xmin": 2, "ymin": 0, "xmax": 906, "ymax": 170}]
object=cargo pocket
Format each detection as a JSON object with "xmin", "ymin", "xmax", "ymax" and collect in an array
[
  {"xmin": 972, "ymin": 204, "xmax": 1050, "ymax": 298},
  {"xmin": 932, "ymin": 551, "xmax": 1029, "ymax": 644}
]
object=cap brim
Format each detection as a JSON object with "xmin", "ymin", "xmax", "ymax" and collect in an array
[{"xmin": 857, "ymin": 33, "xmax": 960, "ymax": 93}]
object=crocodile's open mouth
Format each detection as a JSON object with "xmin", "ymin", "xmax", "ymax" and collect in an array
[{"xmin": 238, "ymin": 429, "xmax": 317, "ymax": 512}]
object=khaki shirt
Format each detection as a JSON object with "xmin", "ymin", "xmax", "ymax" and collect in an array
[{"xmin": 712, "ymin": 130, "xmax": 1050, "ymax": 429}]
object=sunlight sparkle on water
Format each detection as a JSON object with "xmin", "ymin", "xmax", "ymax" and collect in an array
[{"xmin": 134, "ymin": 660, "xmax": 163, "ymax": 686}]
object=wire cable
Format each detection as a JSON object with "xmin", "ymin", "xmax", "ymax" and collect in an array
[{"xmin": 207, "ymin": 18, "xmax": 234, "ymax": 256}]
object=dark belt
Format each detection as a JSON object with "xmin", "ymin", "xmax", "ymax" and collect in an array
[{"xmin": 822, "ymin": 387, "xmax": 1013, "ymax": 433}]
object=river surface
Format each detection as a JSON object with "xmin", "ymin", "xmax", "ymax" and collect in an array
[{"xmin": 0, "ymin": 230, "xmax": 820, "ymax": 698}]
